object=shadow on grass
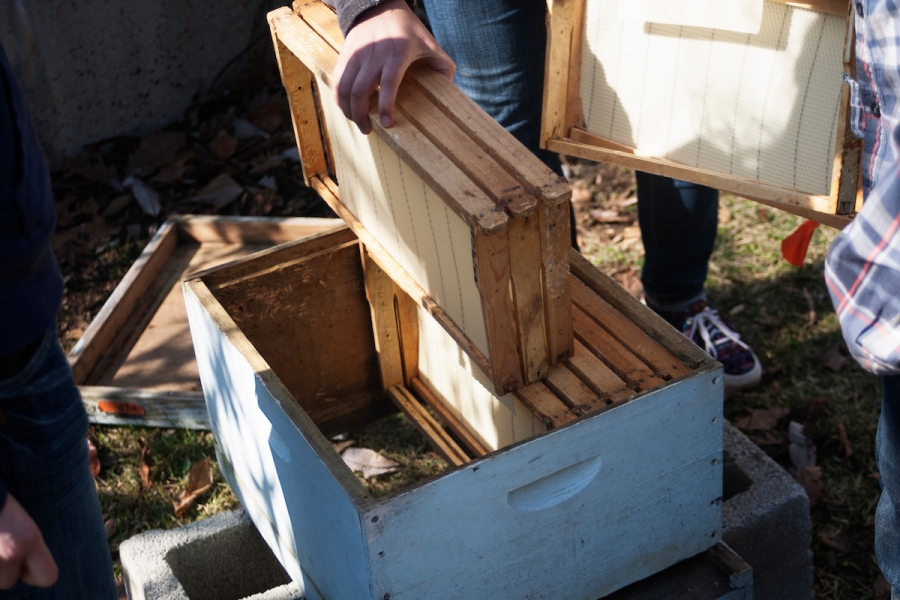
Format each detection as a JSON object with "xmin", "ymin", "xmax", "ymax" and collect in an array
[{"xmin": 709, "ymin": 256, "xmax": 883, "ymax": 599}]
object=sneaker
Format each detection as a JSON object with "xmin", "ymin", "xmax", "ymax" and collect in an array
[{"xmin": 650, "ymin": 299, "xmax": 762, "ymax": 390}]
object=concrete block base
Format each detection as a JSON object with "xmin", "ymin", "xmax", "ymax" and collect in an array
[
  {"xmin": 722, "ymin": 420, "xmax": 814, "ymax": 600},
  {"xmin": 119, "ymin": 510, "xmax": 314, "ymax": 600},
  {"xmin": 121, "ymin": 422, "xmax": 812, "ymax": 599}
]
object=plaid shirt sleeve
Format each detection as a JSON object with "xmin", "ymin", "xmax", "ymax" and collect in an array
[
  {"xmin": 825, "ymin": 0, "xmax": 900, "ymax": 376},
  {"xmin": 826, "ymin": 124, "xmax": 900, "ymax": 376}
]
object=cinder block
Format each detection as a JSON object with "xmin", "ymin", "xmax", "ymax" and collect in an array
[
  {"xmin": 119, "ymin": 510, "xmax": 318, "ymax": 600},
  {"xmin": 121, "ymin": 421, "xmax": 812, "ymax": 600},
  {"xmin": 722, "ymin": 420, "xmax": 814, "ymax": 600}
]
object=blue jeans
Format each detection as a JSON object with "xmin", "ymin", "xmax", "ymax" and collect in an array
[
  {"xmin": 425, "ymin": 0, "xmax": 719, "ymax": 308},
  {"xmin": 0, "ymin": 331, "xmax": 117, "ymax": 600},
  {"xmin": 877, "ymin": 375, "xmax": 900, "ymax": 593}
]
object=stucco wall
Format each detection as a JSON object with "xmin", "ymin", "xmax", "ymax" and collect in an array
[{"xmin": 1, "ymin": 0, "xmax": 284, "ymax": 165}]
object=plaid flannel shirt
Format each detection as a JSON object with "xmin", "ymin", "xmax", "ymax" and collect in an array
[{"xmin": 825, "ymin": 0, "xmax": 900, "ymax": 375}]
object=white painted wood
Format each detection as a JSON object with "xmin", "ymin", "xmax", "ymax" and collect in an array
[
  {"xmin": 362, "ymin": 365, "xmax": 723, "ymax": 600},
  {"xmin": 184, "ymin": 282, "xmax": 374, "ymax": 600},
  {"xmin": 317, "ymin": 75, "xmax": 491, "ymax": 359},
  {"xmin": 416, "ymin": 304, "xmax": 545, "ymax": 452}
]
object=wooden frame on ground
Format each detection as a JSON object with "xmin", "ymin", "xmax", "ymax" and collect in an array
[{"xmin": 68, "ymin": 215, "xmax": 343, "ymax": 429}]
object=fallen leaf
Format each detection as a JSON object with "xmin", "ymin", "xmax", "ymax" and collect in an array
[
  {"xmin": 820, "ymin": 528, "xmax": 853, "ymax": 554},
  {"xmin": 138, "ymin": 439, "xmax": 153, "ymax": 490},
  {"xmin": 746, "ymin": 429, "xmax": 788, "ymax": 457},
  {"xmin": 103, "ymin": 194, "xmax": 132, "ymax": 217},
  {"xmin": 789, "ymin": 421, "xmax": 817, "ymax": 473},
  {"xmin": 797, "ymin": 465, "xmax": 823, "ymax": 506},
  {"xmin": 104, "ymin": 517, "xmax": 117, "ymax": 540},
  {"xmin": 612, "ymin": 268, "xmax": 643, "ymax": 299},
  {"xmin": 127, "ymin": 131, "xmax": 186, "ymax": 176},
  {"xmin": 64, "ymin": 154, "xmax": 117, "ymax": 182},
  {"xmin": 802, "ymin": 288, "xmax": 816, "ymax": 326},
  {"xmin": 340, "ymin": 447, "xmax": 400, "ymax": 479},
  {"xmin": 247, "ymin": 189, "xmax": 279, "ymax": 216},
  {"xmin": 821, "ymin": 344, "xmax": 848, "ymax": 372},
  {"xmin": 250, "ymin": 154, "xmax": 284, "ymax": 175},
  {"xmin": 52, "ymin": 214, "xmax": 118, "ymax": 253},
  {"xmin": 790, "ymin": 396, "xmax": 828, "ymax": 425},
  {"xmin": 590, "ymin": 209, "xmax": 632, "ymax": 224},
  {"xmin": 208, "ymin": 129, "xmax": 239, "ymax": 160},
  {"xmin": 757, "ymin": 207, "xmax": 769, "ymax": 222},
  {"xmin": 131, "ymin": 179, "xmax": 161, "ymax": 216},
  {"xmin": 55, "ymin": 193, "xmax": 80, "ymax": 228},
  {"xmin": 88, "ymin": 438, "xmax": 100, "ymax": 478},
  {"xmin": 153, "ymin": 155, "xmax": 190, "ymax": 184},
  {"xmin": 233, "ymin": 118, "xmax": 268, "ymax": 140},
  {"xmin": 734, "ymin": 407, "xmax": 790, "ymax": 431},
  {"xmin": 622, "ymin": 225, "xmax": 642, "ymax": 240},
  {"xmin": 250, "ymin": 102, "xmax": 287, "ymax": 133},
  {"xmin": 718, "ymin": 204, "xmax": 731, "ymax": 224},
  {"xmin": 64, "ymin": 325, "xmax": 85, "ymax": 344},
  {"xmin": 192, "ymin": 173, "xmax": 244, "ymax": 207},
  {"xmin": 571, "ymin": 187, "xmax": 592, "ymax": 204},
  {"xmin": 837, "ymin": 422, "xmax": 853, "ymax": 461},
  {"xmin": 173, "ymin": 457, "xmax": 214, "ymax": 517}
]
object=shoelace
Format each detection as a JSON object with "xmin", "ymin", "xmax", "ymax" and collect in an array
[{"xmin": 685, "ymin": 307, "xmax": 751, "ymax": 360}]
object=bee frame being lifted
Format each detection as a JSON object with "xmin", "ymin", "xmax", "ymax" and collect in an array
[
  {"xmin": 271, "ymin": 0, "xmax": 575, "ymax": 395},
  {"xmin": 542, "ymin": 0, "xmax": 859, "ymax": 228}
]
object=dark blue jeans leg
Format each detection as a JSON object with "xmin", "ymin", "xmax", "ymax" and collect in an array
[
  {"xmin": 425, "ymin": 0, "xmax": 580, "ymax": 248},
  {"xmin": 637, "ymin": 172, "xmax": 719, "ymax": 311},
  {"xmin": 877, "ymin": 374, "xmax": 900, "ymax": 593},
  {"xmin": 0, "ymin": 331, "xmax": 117, "ymax": 600}
]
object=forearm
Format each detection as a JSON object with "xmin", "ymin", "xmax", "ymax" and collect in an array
[{"xmin": 322, "ymin": 0, "xmax": 415, "ymax": 37}]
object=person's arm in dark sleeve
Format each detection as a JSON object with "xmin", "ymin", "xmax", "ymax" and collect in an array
[
  {"xmin": 0, "ymin": 42, "xmax": 60, "ymax": 591},
  {"xmin": 322, "ymin": 0, "xmax": 454, "ymax": 134}
]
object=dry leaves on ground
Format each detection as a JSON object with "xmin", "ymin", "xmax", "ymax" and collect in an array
[
  {"xmin": 138, "ymin": 439, "xmax": 153, "ymax": 490},
  {"xmin": 821, "ymin": 344, "xmax": 848, "ymax": 372},
  {"xmin": 798, "ymin": 465, "xmax": 824, "ymax": 506},
  {"xmin": 734, "ymin": 407, "xmax": 790, "ymax": 431},
  {"xmin": 173, "ymin": 457, "xmax": 214, "ymax": 517},
  {"xmin": 88, "ymin": 438, "xmax": 101, "ymax": 478}
]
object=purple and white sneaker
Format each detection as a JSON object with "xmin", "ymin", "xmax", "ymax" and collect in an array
[{"xmin": 651, "ymin": 299, "xmax": 762, "ymax": 391}]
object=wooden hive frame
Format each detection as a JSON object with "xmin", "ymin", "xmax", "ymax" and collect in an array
[
  {"xmin": 268, "ymin": 1, "xmax": 575, "ymax": 395},
  {"xmin": 183, "ymin": 224, "xmax": 723, "ymax": 598},
  {"xmin": 543, "ymin": 0, "xmax": 860, "ymax": 228},
  {"xmin": 67, "ymin": 214, "xmax": 342, "ymax": 428}
]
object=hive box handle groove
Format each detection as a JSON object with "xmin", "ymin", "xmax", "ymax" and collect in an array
[{"xmin": 506, "ymin": 455, "xmax": 602, "ymax": 511}]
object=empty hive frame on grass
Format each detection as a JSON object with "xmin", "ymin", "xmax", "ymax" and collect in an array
[
  {"xmin": 544, "ymin": 0, "xmax": 859, "ymax": 227},
  {"xmin": 67, "ymin": 215, "xmax": 342, "ymax": 428},
  {"xmin": 184, "ymin": 225, "xmax": 724, "ymax": 599},
  {"xmin": 268, "ymin": 1, "xmax": 574, "ymax": 395}
]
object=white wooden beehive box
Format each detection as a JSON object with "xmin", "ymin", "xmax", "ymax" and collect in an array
[{"xmin": 183, "ymin": 225, "xmax": 724, "ymax": 600}]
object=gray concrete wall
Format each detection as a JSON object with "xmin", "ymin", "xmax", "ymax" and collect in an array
[{"xmin": 1, "ymin": 0, "xmax": 285, "ymax": 165}]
